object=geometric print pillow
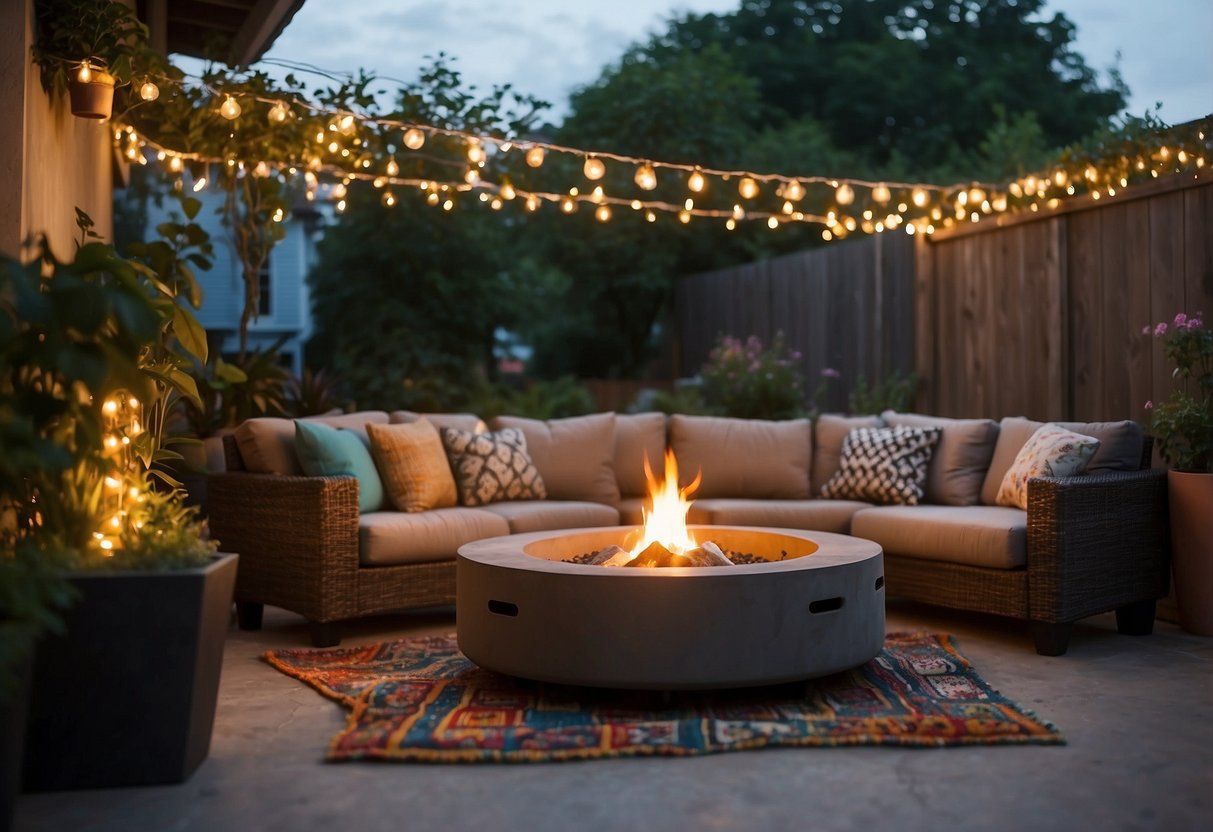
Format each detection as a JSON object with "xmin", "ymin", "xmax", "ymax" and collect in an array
[
  {"xmin": 439, "ymin": 427, "xmax": 547, "ymax": 507},
  {"xmin": 995, "ymin": 423, "xmax": 1100, "ymax": 510},
  {"xmin": 820, "ymin": 426, "xmax": 943, "ymax": 506}
]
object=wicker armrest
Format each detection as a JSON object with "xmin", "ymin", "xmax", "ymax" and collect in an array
[
  {"xmin": 1026, "ymin": 468, "xmax": 1169, "ymax": 623},
  {"xmin": 207, "ymin": 471, "xmax": 361, "ymax": 621}
]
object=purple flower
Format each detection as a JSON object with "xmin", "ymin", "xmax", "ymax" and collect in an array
[
  {"xmin": 1174, "ymin": 313, "xmax": 1188, "ymax": 328},
  {"xmin": 1154, "ymin": 323, "xmax": 1168, "ymax": 337},
  {"xmin": 1141, "ymin": 325, "xmax": 1152, "ymax": 335},
  {"xmin": 821, "ymin": 367, "xmax": 841, "ymax": 379},
  {"xmin": 1144, "ymin": 400, "xmax": 1153, "ymax": 410},
  {"xmin": 790, "ymin": 351, "xmax": 803, "ymax": 361},
  {"xmin": 1187, "ymin": 317, "xmax": 1203, "ymax": 330}
]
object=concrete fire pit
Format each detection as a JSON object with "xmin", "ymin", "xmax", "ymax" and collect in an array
[{"xmin": 457, "ymin": 525, "xmax": 884, "ymax": 689}]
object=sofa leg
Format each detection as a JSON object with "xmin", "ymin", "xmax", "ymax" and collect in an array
[
  {"xmin": 1031, "ymin": 622, "xmax": 1072, "ymax": 656},
  {"xmin": 1115, "ymin": 600, "xmax": 1156, "ymax": 636},
  {"xmin": 309, "ymin": 620, "xmax": 342, "ymax": 648},
  {"xmin": 236, "ymin": 601, "xmax": 264, "ymax": 631}
]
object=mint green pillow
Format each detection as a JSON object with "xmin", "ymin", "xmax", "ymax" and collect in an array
[{"xmin": 294, "ymin": 420, "xmax": 385, "ymax": 513}]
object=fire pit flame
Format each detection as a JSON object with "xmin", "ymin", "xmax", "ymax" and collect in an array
[{"xmin": 629, "ymin": 449, "xmax": 700, "ymax": 559}]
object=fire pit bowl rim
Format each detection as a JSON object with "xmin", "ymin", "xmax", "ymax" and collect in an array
[{"xmin": 457, "ymin": 525, "xmax": 879, "ymax": 577}]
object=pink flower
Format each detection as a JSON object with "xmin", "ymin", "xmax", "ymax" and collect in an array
[
  {"xmin": 1187, "ymin": 317, "xmax": 1203, "ymax": 330},
  {"xmin": 1141, "ymin": 325, "xmax": 1152, "ymax": 335},
  {"xmin": 1154, "ymin": 323, "xmax": 1168, "ymax": 337},
  {"xmin": 1144, "ymin": 400, "xmax": 1153, "ymax": 410},
  {"xmin": 821, "ymin": 367, "xmax": 841, "ymax": 379},
  {"xmin": 1174, "ymin": 313, "xmax": 1188, "ymax": 327}
]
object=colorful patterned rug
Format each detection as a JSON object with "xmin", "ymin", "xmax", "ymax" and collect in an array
[{"xmin": 264, "ymin": 632, "xmax": 1063, "ymax": 763}]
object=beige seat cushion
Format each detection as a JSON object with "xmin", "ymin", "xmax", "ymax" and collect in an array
[
  {"xmin": 491, "ymin": 413, "xmax": 620, "ymax": 504},
  {"xmin": 811, "ymin": 414, "xmax": 883, "ymax": 495},
  {"xmin": 614, "ymin": 413, "xmax": 668, "ymax": 498},
  {"xmin": 980, "ymin": 417, "xmax": 1144, "ymax": 505},
  {"xmin": 358, "ymin": 508, "xmax": 510, "ymax": 566},
  {"xmin": 236, "ymin": 411, "xmax": 389, "ymax": 475},
  {"xmin": 390, "ymin": 411, "xmax": 487, "ymax": 434},
  {"xmin": 883, "ymin": 411, "xmax": 999, "ymax": 506},
  {"xmin": 670, "ymin": 415, "xmax": 812, "ymax": 499},
  {"xmin": 616, "ymin": 496, "xmax": 647, "ymax": 526},
  {"xmin": 367, "ymin": 420, "xmax": 457, "ymax": 512},
  {"xmin": 686, "ymin": 498, "xmax": 873, "ymax": 535},
  {"xmin": 852, "ymin": 505, "xmax": 1027, "ymax": 569},
  {"xmin": 480, "ymin": 500, "xmax": 620, "ymax": 534}
]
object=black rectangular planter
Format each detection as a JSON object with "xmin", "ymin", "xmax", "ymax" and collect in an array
[{"xmin": 22, "ymin": 553, "xmax": 238, "ymax": 791}]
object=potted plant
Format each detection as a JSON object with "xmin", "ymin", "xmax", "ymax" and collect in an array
[
  {"xmin": 2, "ymin": 207, "xmax": 238, "ymax": 794},
  {"xmin": 1145, "ymin": 313, "xmax": 1213, "ymax": 635},
  {"xmin": 31, "ymin": 0, "xmax": 151, "ymax": 119}
]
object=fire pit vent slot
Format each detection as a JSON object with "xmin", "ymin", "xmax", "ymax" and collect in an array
[
  {"xmin": 874, "ymin": 576, "xmax": 885, "ymax": 591},
  {"xmin": 809, "ymin": 596, "xmax": 844, "ymax": 614},
  {"xmin": 488, "ymin": 600, "xmax": 519, "ymax": 617}
]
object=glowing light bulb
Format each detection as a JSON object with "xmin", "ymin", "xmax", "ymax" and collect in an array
[
  {"xmin": 767, "ymin": 217, "xmax": 779, "ymax": 229},
  {"xmin": 103, "ymin": 400, "xmax": 118, "ymax": 414},
  {"xmin": 464, "ymin": 168, "xmax": 480, "ymax": 185},
  {"xmin": 645, "ymin": 210, "xmax": 656, "ymax": 223},
  {"xmin": 442, "ymin": 199, "xmax": 454, "ymax": 211},
  {"xmin": 500, "ymin": 182, "xmax": 516, "ymax": 200},
  {"xmin": 525, "ymin": 195, "xmax": 540, "ymax": 212},
  {"xmin": 560, "ymin": 196, "xmax": 577, "ymax": 214},
  {"xmin": 732, "ymin": 204, "xmax": 745, "ymax": 220},
  {"xmin": 403, "ymin": 128, "xmax": 425, "ymax": 150},
  {"xmin": 382, "ymin": 191, "xmax": 396, "ymax": 207},
  {"xmin": 835, "ymin": 183, "xmax": 854, "ymax": 205},
  {"xmin": 332, "ymin": 183, "xmax": 347, "ymax": 199},
  {"xmin": 992, "ymin": 194, "xmax": 1008, "ymax": 212},
  {"xmin": 272, "ymin": 208, "xmax": 285, "ymax": 222},
  {"xmin": 784, "ymin": 179, "xmax": 804, "ymax": 201},
  {"xmin": 467, "ymin": 141, "xmax": 485, "ymax": 164},
  {"xmin": 336, "ymin": 199, "xmax": 346, "ymax": 213},
  {"xmin": 139, "ymin": 80, "xmax": 159, "ymax": 101},
  {"xmin": 725, "ymin": 219, "xmax": 736, "ymax": 231},
  {"xmin": 167, "ymin": 156, "xmax": 183, "ymax": 173},
  {"xmin": 968, "ymin": 187, "xmax": 986, "ymax": 204},
  {"xmin": 385, "ymin": 157, "xmax": 399, "ymax": 177},
  {"xmin": 105, "ymin": 476, "xmax": 121, "ymax": 489},
  {"xmin": 426, "ymin": 192, "xmax": 440, "ymax": 206},
  {"xmin": 583, "ymin": 156, "xmax": 605, "ymax": 180},
  {"xmin": 738, "ymin": 177, "xmax": 759, "ymax": 200},
  {"xmin": 1053, "ymin": 169, "xmax": 1068, "ymax": 187},
  {"xmin": 267, "ymin": 101, "xmax": 288, "ymax": 123},
  {"xmin": 872, "ymin": 183, "xmax": 891, "ymax": 204},
  {"xmin": 192, "ymin": 176, "xmax": 207, "ymax": 192},
  {"xmin": 678, "ymin": 210, "xmax": 691, "ymax": 224},
  {"xmin": 219, "ymin": 96, "xmax": 241, "ymax": 120},
  {"xmin": 635, "ymin": 163, "xmax": 657, "ymax": 191},
  {"xmin": 688, "ymin": 169, "xmax": 706, "ymax": 193},
  {"xmin": 525, "ymin": 146, "xmax": 546, "ymax": 168},
  {"xmin": 685, "ymin": 198, "xmax": 694, "ymax": 210},
  {"xmin": 77, "ymin": 62, "xmax": 93, "ymax": 82},
  {"xmin": 491, "ymin": 198, "xmax": 503, "ymax": 210},
  {"xmin": 595, "ymin": 204, "xmax": 612, "ymax": 222}
]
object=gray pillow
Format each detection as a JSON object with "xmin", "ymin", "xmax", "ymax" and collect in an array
[{"xmin": 883, "ymin": 411, "xmax": 999, "ymax": 506}]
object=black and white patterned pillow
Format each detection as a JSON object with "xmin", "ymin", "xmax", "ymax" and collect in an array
[
  {"xmin": 820, "ymin": 426, "xmax": 942, "ymax": 505},
  {"xmin": 439, "ymin": 427, "xmax": 547, "ymax": 507}
]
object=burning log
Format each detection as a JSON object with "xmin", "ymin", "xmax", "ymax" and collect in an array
[
  {"xmin": 681, "ymin": 540, "xmax": 734, "ymax": 567},
  {"xmin": 621, "ymin": 540, "xmax": 735, "ymax": 568},
  {"xmin": 586, "ymin": 545, "xmax": 632, "ymax": 567}
]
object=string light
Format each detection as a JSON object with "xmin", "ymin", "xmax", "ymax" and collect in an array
[
  {"xmin": 139, "ymin": 80, "xmax": 159, "ymax": 101},
  {"xmin": 688, "ymin": 168, "xmax": 706, "ymax": 193},
  {"xmin": 595, "ymin": 204, "xmax": 612, "ymax": 222},
  {"xmin": 385, "ymin": 157, "xmax": 399, "ymax": 177},
  {"xmin": 738, "ymin": 177, "xmax": 759, "ymax": 200},
  {"xmin": 268, "ymin": 101, "xmax": 289, "ymax": 123},
  {"xmin": 835, "ymin": 183, "xmax": 855, "ymax": 205},
  {"xmin": 467, "ymin": 140, "xmax": 485, "ymax": 164},
  {"xmin": 525, "ymin": 146, "xmax": 546, "ymax": 167},
  {"xmin": 77, "ymin": 61, "xmax": 93, "ymax": 82},
  {"xmin": 403, "ymin": 128, "xmax": 426, "ymax": 150},
  {"xmin": 583, "ymin": 156, "xmax": 605, "ymax": 180},
  {"xmin": 219, "ymin": 96, "xmax": 241, "ymax": 120},
  {"xmin": 635, "ymin": 163, "xmax": 657, "ymax": 191},
  {"xmin": 872, "ymin": 183, "xmax": 891, "ymax": 204},
  {"xmin": 784, "ymin": 179, "xmax": 804, "ymax": 201}
]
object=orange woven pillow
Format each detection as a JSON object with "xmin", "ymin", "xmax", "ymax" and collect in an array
[{"xmin": 366, "ymin": 419, "xmax": 457, "ymax": 512}]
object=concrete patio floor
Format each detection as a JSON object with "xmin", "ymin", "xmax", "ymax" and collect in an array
[{"xmin": 14, "ymin": 600, "xmax": 1213, "ymax": 832}]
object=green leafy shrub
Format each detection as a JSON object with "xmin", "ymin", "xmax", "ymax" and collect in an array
[
  {"xmin": 700, "ymin": 333, "xmax": 806, "ymax": 420},
  {"xmin": 1145, "ymin": 314, "xmax": 1212, "ymax": 473},
  {"xmin": 848, "ymin": 371, "xmax": 920, "ymax": 416}
]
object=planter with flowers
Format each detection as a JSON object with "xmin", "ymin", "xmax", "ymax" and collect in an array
[{"xmin": 1145, "ymin": 313, "xmax": 1213, "ymax": 636}]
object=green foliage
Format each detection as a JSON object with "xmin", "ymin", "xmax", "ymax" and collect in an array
[
  {"xmin": 1146, "ymin": 315, "xmax": 1212, "ymax": 473},
  {"xmin": 848, "ymin": 371, "xmax": 922, "ymax": 416},
  {"xmin": 700, "ymin": 333, "xmax": 806, "ymax": 420},
  {"xmin": 31, "ymin": 0, "xmax": 151, "ymax": 95},
  {"xmin": 644, "ymin": 385, "xmax": 714, "ymax": 416},
  {"xmin": 462, "ymin": 377, "xmax": 597, "ymax": 421},
  {"xmin": 94, "ymin": 489, "xmax": 217, "ymax": 571},
  {"xmin": 285, "ymin": 367, "xmax": 350, "ymax": 418}
]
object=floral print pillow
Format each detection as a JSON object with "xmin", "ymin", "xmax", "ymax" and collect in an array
[{"xmin": 996, "ymin": 423, "xmax": 1100, "ymax": 510}]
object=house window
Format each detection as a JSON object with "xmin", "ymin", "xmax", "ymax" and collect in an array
[{"xmin": 258, "ymin": 262, "xmax": 272, "ymax": 316}]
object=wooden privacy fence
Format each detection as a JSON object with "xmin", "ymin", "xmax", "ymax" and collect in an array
[
  {"xmin": 673, "ymin": 233, "xmax": 916, "ymax": 412},
  {"xmin": 672, "ymin": 170, "xmax": 1212, "ymax": 421},
  {"xmin": 916, "ymin": 171, "xmax": 1213, "ymax": 421}
]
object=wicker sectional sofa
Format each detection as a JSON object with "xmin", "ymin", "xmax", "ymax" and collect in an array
[{"xmin": 207, "ymin": 410, "xmax": 1169, "ymax": 655}]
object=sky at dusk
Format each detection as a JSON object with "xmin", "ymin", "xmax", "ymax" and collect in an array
[{"xmin": 262, "ymin": 0, "xmax": 1211, "ymax": 127}]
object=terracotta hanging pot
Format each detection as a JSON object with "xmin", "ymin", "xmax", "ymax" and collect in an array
[
  {"xmin": 68, "ymin": 70, "xmax": 115, "ymax": 119},
  {"xmin": 1168, "ymin": 470, "xmax": 1213, "ymax": 636}
]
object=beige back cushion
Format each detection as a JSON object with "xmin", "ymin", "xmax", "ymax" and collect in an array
[
  {"xmin": 366, "ymin": 420, "xmax": 458, "ymax": 512},
  {"xmin": 980, "ymin": 417, "xmax": 1145, "ymax": 505},
  {"xmin": 669, "ymin": 415, "xmax": 811, "ymax": 499},
  {"xmin": 614, "ymin": 413, "xmax": 668, "ymax": 497},
  {"xmin": 811, "ymin": 414, "xmax": 883, "ymax": 495},
  {"xmin": 883, "ymin": 411, "xmax": 999, "ymax": 506},
  {"xmin": 390, "ymin": 411, "xmax": 487, "ymax": 434},
  {"xmin": 235, "ymin": 411, "xmax": 389, "ymax": 475},
  {"xmin": 490, "ymin": 413, "xmax": 620, "ymax": 504}
]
